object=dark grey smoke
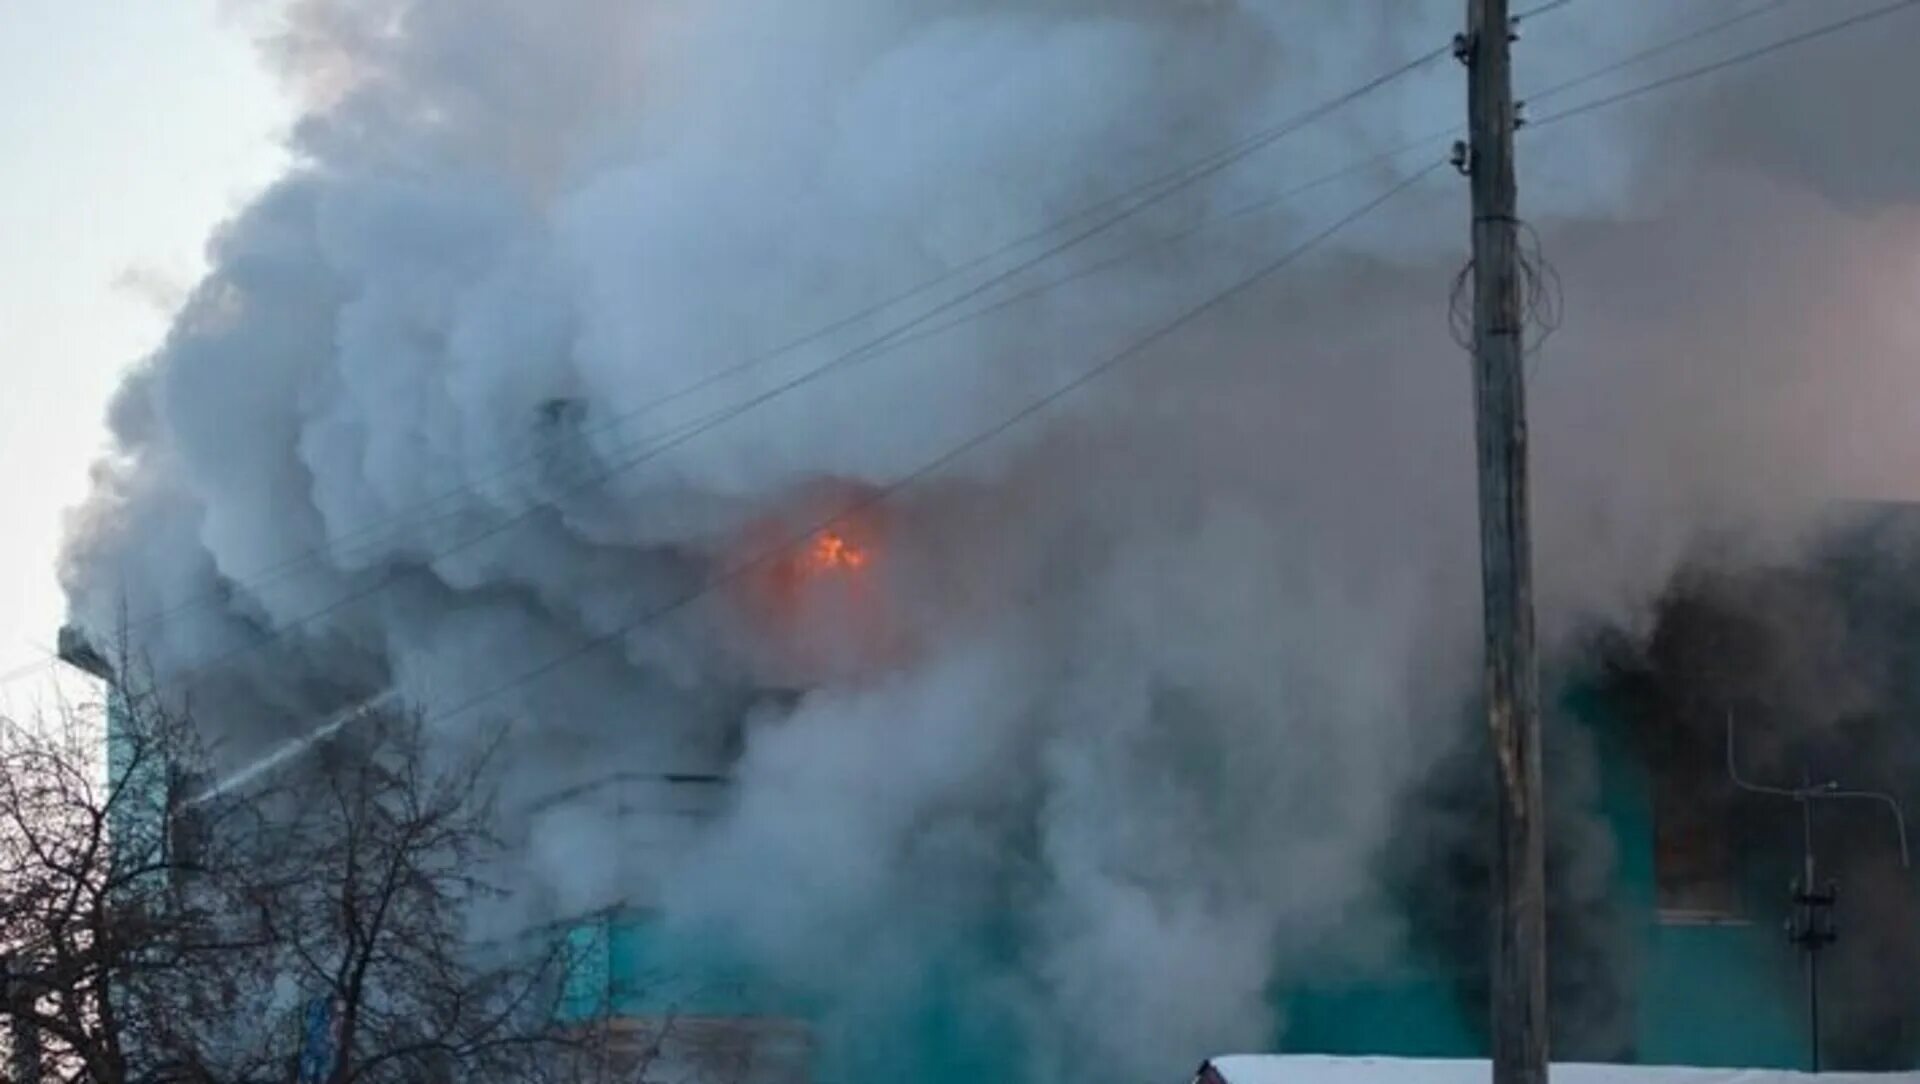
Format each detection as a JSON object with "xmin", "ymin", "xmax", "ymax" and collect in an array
[
  {"xmin": 1595, "ymin": 506, "xmax": 1920, "ymax": 1070},
  {"xmin": 1384, "ymin": 691, "xmax": 1638, "ymax": 1063}
]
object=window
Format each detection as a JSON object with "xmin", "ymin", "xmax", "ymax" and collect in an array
[{"xmin": 1648, "ymin": 718, "xmax": 1741, "ymax": 923}]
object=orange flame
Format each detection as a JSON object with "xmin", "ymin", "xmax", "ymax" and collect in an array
[
  {"xmin": 725, "ymin": 490, "xmax": 909, "ymax": 685},
  {"xmin": 804, "ymin": 530, "xmax": 869, "ymax": 573}
]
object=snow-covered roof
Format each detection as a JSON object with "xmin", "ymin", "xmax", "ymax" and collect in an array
[{"xmin": 1198, "ymin": 1056, "xmax": 1917, "ymax": 1084}]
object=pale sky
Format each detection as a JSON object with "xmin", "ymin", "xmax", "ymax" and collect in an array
[{"xmin": 0, "ymin": 1, "xmax": 289, "ymax": 704}]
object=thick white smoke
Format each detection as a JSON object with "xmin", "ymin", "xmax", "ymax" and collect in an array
[{"xmin": 61, "ymin": 0, "xmax": 1920, "ymax": 1079}]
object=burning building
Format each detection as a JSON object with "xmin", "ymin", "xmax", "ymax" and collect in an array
[
  {"xmin": 642, "ymin": 502, "xmax": 1920, "ymax": 1075},
  {"xmin": 82, "ymin": 502, "xmax": 1920, "ymax": 1079},
  {"xmin": 52, "ymin": 494, "xmax": 1920, "ymax": 1074},
  {"xmin": 49, "ymin": 0, "xmax": 1920, "ymax": 1080}
]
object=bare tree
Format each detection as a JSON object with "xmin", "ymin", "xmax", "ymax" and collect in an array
[
  {"xmin": 0, "ymin": 661, "xmax": 279, "ymax": 1084},
  {"xmin": 0, "ymin": 617, "xmax": 796, "ymax": 1084},
  {"xmin": 239, "ymin": 709, "xmax": 590, "ymax": 1084},
  {"xmin": 0, "ymin": 650, "xmax": 607, "ymax": 1084}
]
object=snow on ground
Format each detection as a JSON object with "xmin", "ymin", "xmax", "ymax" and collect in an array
[{"xmin": 1198, "ymin": 1056, "xmax": 1918, "ymax": 1084}]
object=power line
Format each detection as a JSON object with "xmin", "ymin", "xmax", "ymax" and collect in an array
[
  {"xmin": 91, "ymin": 44, "xmax": 1472, "ymax": 692},
  {"xmin": 1530, "ymin": 0, "xmax": 1920, "ymax": 129},
  {"xmin": 822, "ymin": 138, "xmax": 1449, "ymax": 372},
  {"xmin": 431, "ymin": 0, "xmax": 1920, "ymax": 742},
  {"xmin": 53, "ymin": 0, "xmax": 1886, "ymax": 697},
  {"xmin": 28, "ymin": 138, "xmax": 1440, "ymax": 697},
  {"xmin": 311, "ymin": 0, "xmax": 1873, "ymax": 620},
  {"xmin": 150, "ymin": 143, "xmax": 1448, "ymax": 697},
  {"xmin": 102, "ymin": 38, "xmax": 1467, "ymax": 646},
  {"xmin": 1525, "ymin": 0, "xmax": 1801, "ymax": 108},
  {"xmin": 72, "ymin": 0, "xmax": 1917, "ymax": 803},
  {"xmin": 1514, "ymin": 0, "xmax": 1577, "ymax": 20},
  {"xmin": 422, "ymin": 162, "xmax": 1445, "ymax": 728}
]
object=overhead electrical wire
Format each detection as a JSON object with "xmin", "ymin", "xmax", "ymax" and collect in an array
[
  {"xmin": 422, "ymin": 161, "xmax": 1447, "ymax": 728},
  {"xmin": 1524, "ymin": 0, "xmax": 1802, "ymax": 109},
  {"xmin": 1513, "ymin": 0, "xmax": 1578, "ymax": 20},
  {"xmin": 149, "ymin": 150, "xmax": 1451, "ymax": 697},
  {"xmin": 1311, "ymin": 0, "xmax": 1797, "ymax": 217},
  {"xmin": 148, "ymin": 164, "xmax": 1445, "ymax": 791},
  {"xmin": 72, "ymin": 37, "xmax": 1478, "ymax": 694},
  {"xmin": 96, "ymin": 37, "xmax": 1469, "ymax": 647},
  {"xmin": 36, "ymin": 0, "xmax": 1911, "ymax": 704},
  {"xmin": 415, "ymin": 0, "xmax": 1920, "ymax": 727},
  {"xmin": 58, "ymin": 2, "xmax": 1585, "ymax": 679},
  {"xmin": 229, "ymin": 0, "xmax": 1920, "ymax": 799},
  {"xmin": 805, "ymin": 143, "xmax": 1448, "ymax": 375},
  {"xmin": 1530, "ymin": 0, "xmax": 1920, "ymax": 129}
]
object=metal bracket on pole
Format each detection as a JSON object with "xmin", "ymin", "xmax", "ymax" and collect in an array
[
  {"xmin": 1727, "ymin": 712, "xmax": 1913, "ymax": 1072},
  {"xmin": 1727, "ymin": 713, "xmax": 1912, "ymax": 869},
  {"xmin": 1452, "ymin": 33, "xmax": 1473, "ymax": 65},
  {"xmin": 1450, "ymin": 141, "xmax": 1471, "ymax": 177}
]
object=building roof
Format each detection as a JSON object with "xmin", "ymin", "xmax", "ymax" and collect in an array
[
  {"xmin": 55, "ymin": 623, "xmax": 113, "ymax": 681},
  {"xmin": 1195, "ymin": 1057, "xmax": 1915, "ymax": 1084}
]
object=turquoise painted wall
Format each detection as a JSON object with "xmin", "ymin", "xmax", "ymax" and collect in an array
[
  {"xmin": 556, "ymin": 910, "xmax": 1026, "ymax": 1084},
  {"xmin": 1275, "ymin": 690, "xmax": 1812, "ymax": 1069},
  {"xmin": 102, "ymin": 684, "xmax": 172, "ymax": 896},
  {"xmin": 1581, "ymin": 694, "xmax": 1807, "ymax": 1070},
  {"xmin": 559, "ymin": 911, "xmax": 784, "ymax": 1020},
  {"xmin": 805, "ymin": 953, "xmax": 1026, "ymax": 1084},
  {"xmin": 1281, "ymin": 967, "xmax": 1479, "ymax": 1058},
  {"xmin": 555, "ymin": 691, "xmax": 1830, "ymax": 1078}
]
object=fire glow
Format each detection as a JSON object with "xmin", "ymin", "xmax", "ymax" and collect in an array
[
  {"xmin": 724, "ymin": 494, "xmax": 909, "ymax": 685},
  {"xmin": 804, "ymin": 530, "xmax": 869, "ymax": 574}
]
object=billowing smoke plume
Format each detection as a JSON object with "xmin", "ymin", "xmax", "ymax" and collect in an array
[{"xmin": 60, "ymin": 0, "xmax": 1920, "ymax": 1079}]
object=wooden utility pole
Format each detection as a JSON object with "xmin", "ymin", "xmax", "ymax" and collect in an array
[{"xmin": 1462, "ymin": 2, "xmax": 1548, "ymax": 1083}]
